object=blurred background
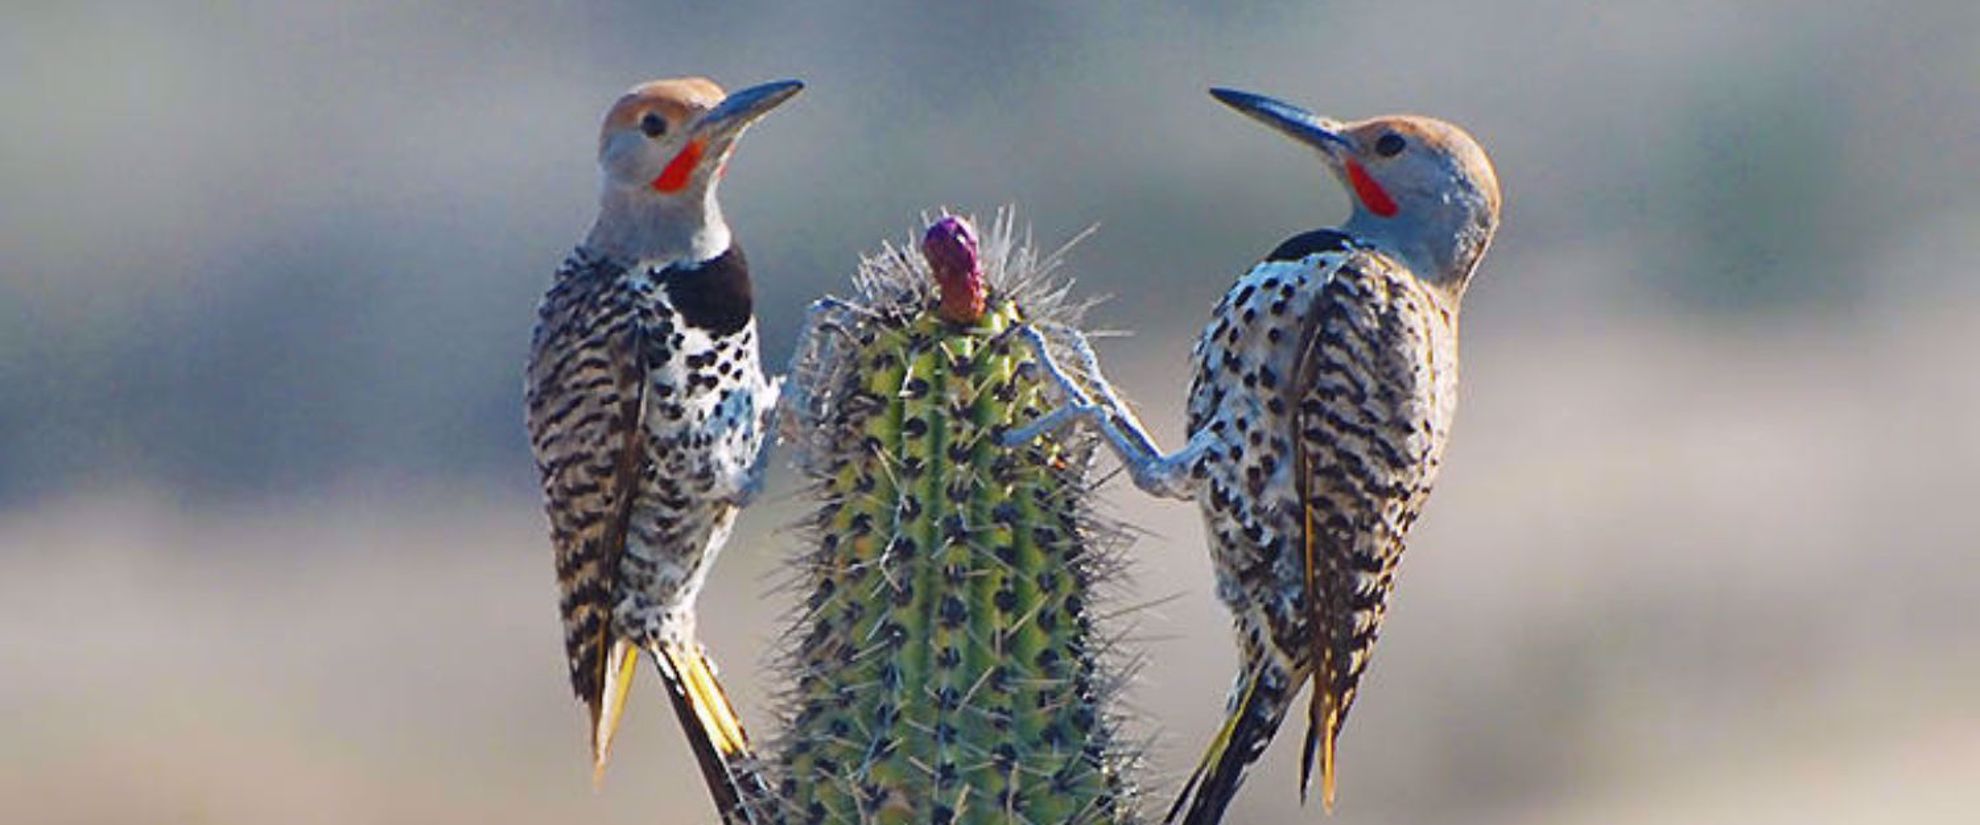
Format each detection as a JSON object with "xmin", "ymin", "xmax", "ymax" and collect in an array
[{"xmin": 4, "ymin": 1, "xmax": 1977, "ymax": 823}]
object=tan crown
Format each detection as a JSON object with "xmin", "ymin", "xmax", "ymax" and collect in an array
[{"xmin": 598, "ymin": 77, "xmax": 726, "ymax": 153}]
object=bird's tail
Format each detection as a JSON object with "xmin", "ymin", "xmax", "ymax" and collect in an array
[
  {"xmin": 1299, "ymin": 672, "xmax": 1346, "ymax": 812},
  {"xmin": 589, "ymin": 636, "xmax": 641, "ymax": 786},
  {"xmin": 1166, "ymin": 659, "xmax": 1295, "ymax": 825},
  {"xmin": 653, "ymin": 639, "xmax": 772, "ymax": 825}
]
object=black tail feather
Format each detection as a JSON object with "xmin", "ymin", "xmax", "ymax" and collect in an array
[
  {"xmin": 1167, "ymin": 661, "xmax": 1295, "ymax": 825},
  {"xmin": 655, "ymin": 641, "xmax": 776, "ymax": 825}
]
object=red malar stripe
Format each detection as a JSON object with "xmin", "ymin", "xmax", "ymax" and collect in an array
[
  {"xmin": 652, "ymin": 140, "xmax": 705, "ymax": 193},
  {"xmin": 1345, "ymin": 158, "xmax": 1398, "ymax": 217}
]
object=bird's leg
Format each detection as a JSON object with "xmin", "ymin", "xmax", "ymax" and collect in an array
[
  {"xmin": 804, "ymin": 295, "xmax": 884, "ymax": 326},
  {"xmin": 1001, "ymin": 323, "xmax": 1208, "ymax": 501},
  {"xmin": 997, "ymin": 326, "xmax": 1106, "ymax": 445}
]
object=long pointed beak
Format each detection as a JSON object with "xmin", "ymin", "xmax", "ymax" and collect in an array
[
  {"xmin": 1210, "ymin": 87, "xmax": 1352, "ymax": 156},
  {"xmin": 694, "ymin": 79, "xmax": 804, "ymax": 140}
]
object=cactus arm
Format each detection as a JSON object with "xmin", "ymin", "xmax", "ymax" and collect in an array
[{"xmin": 778, "ymin": 213, "xmax": 1135, "ymax": 824}]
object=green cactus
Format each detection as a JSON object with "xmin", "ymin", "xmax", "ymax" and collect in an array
[{"xmin": 773, "ymin": 211, "xmax": 1138, "ymax": 825}]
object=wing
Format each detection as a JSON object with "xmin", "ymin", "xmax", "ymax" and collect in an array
[
  {"xmin": 1286, "ymin": 250, "xmax": 1448, "ymax": 808},
  {"xmin": 524, "ymin": 258, "xmax": 649, "ymax": 765},
  {"xmin": 1286, "ymin": 253, "xmax": 1354, "ymax": 809}
]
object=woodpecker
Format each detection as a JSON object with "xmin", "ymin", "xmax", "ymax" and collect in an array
[
  {"xmin": 525, "ymin": 76, "xmax": 801, "ymax": 819},
  {"xmin": 1005, "ymin": 88, "xmax": 1499, "ymax": 822}
]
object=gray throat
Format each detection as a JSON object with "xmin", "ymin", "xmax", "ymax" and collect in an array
[
  {"xmin": 1341, "ymin": 208, "xmax": 1489, "ymax": 295},
  {"xmin": 582, "ymin": 181, "xmax": 732, "ymax": 267}
]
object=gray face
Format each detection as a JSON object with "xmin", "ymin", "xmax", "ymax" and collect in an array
[
  {"xmin": 1330, "ymin": 116, "xmax": 1500, "ymax": 291},
  {"xmin": 596, "ymin": 77, "xmax": 723, "ymax": 192},
  {"xmin": 1209, "ymin": 89, "xmax": 1501, "ymax": 290}
]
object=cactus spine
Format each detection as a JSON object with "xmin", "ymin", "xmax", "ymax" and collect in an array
[{"xmin": 776, "ymin": 212, "xmax": 1135, "ymax": 824}]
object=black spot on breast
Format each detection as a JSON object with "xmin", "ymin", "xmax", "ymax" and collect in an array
[{"xmin": 660, "ymin": 244, "xmax": 753, "ymax": 336}]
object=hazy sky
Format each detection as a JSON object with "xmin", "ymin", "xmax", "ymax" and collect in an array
[{"xmin": 4, "ymin": 1, "xmax": 1977, "ymax": 499}]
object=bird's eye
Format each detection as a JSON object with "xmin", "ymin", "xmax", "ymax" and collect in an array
[
  {"xmin": 639, "ymin": 112, "xmax": 668, "ymax": 138},
  {"xmin": 1374, "ymin": 133, "xmax": 1406, "ymax": 157}
]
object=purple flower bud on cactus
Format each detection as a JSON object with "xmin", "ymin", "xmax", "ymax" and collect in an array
[{"xmin": 923, "ymin": 215, "xmax": 986, "ymax": 325}]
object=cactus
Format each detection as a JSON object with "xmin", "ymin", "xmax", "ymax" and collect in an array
[{"xmin": 772, "ymin": 211, "xmax": 1139, "ymax": 824}]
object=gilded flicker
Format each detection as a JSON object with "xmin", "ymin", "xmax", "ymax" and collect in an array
[
  {"xmin": 1005, "ymin": 87, "xmax": 1500, "ymax": 822},
  {"xmin": 524, "ymin": 76, "xmax": 801, "ymax": 819}
]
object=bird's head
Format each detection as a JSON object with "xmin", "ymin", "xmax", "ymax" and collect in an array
[
  {"xmin": 597, "ymin": 77, "xmax": 803, "ymax": 197},
  {"xmin": 587, "ymin": 77, "xmax": 803, "ymax": 263},
  {"xmin": 1211, "ymin": 88, "xmax": 1500, "ymax": 292}
]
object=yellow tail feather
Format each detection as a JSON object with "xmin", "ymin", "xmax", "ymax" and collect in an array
[
  {"xmin": 587, "ymin": 637, "xmax": 764, "ymax": 823},
  {"xmin": 591, "ymin": 638, "xmax": 640, "ymax": 788},
  {"xmin": 1299, "ymin": 667, "xmax": 1343, "ymax": 812},
  {"xmin": 664, "ymin": 642, "xmax": 749, "ymax": 757},
  {"xmin": 1320, "ymin": 694, "xmax": 1340, "ymax": 812},
  {"xmin": 656, "ymin": 640, "xmax": 762, "ymax": 824}
]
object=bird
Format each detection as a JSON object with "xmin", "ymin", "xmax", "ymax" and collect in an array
[
  {"xmin": 1002, "ymin": 87, "xmax": 1499, "ymax": 822},
  {"xmin": 524, "ymin": 76, "xmax": 801, "ymax": 820}
]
